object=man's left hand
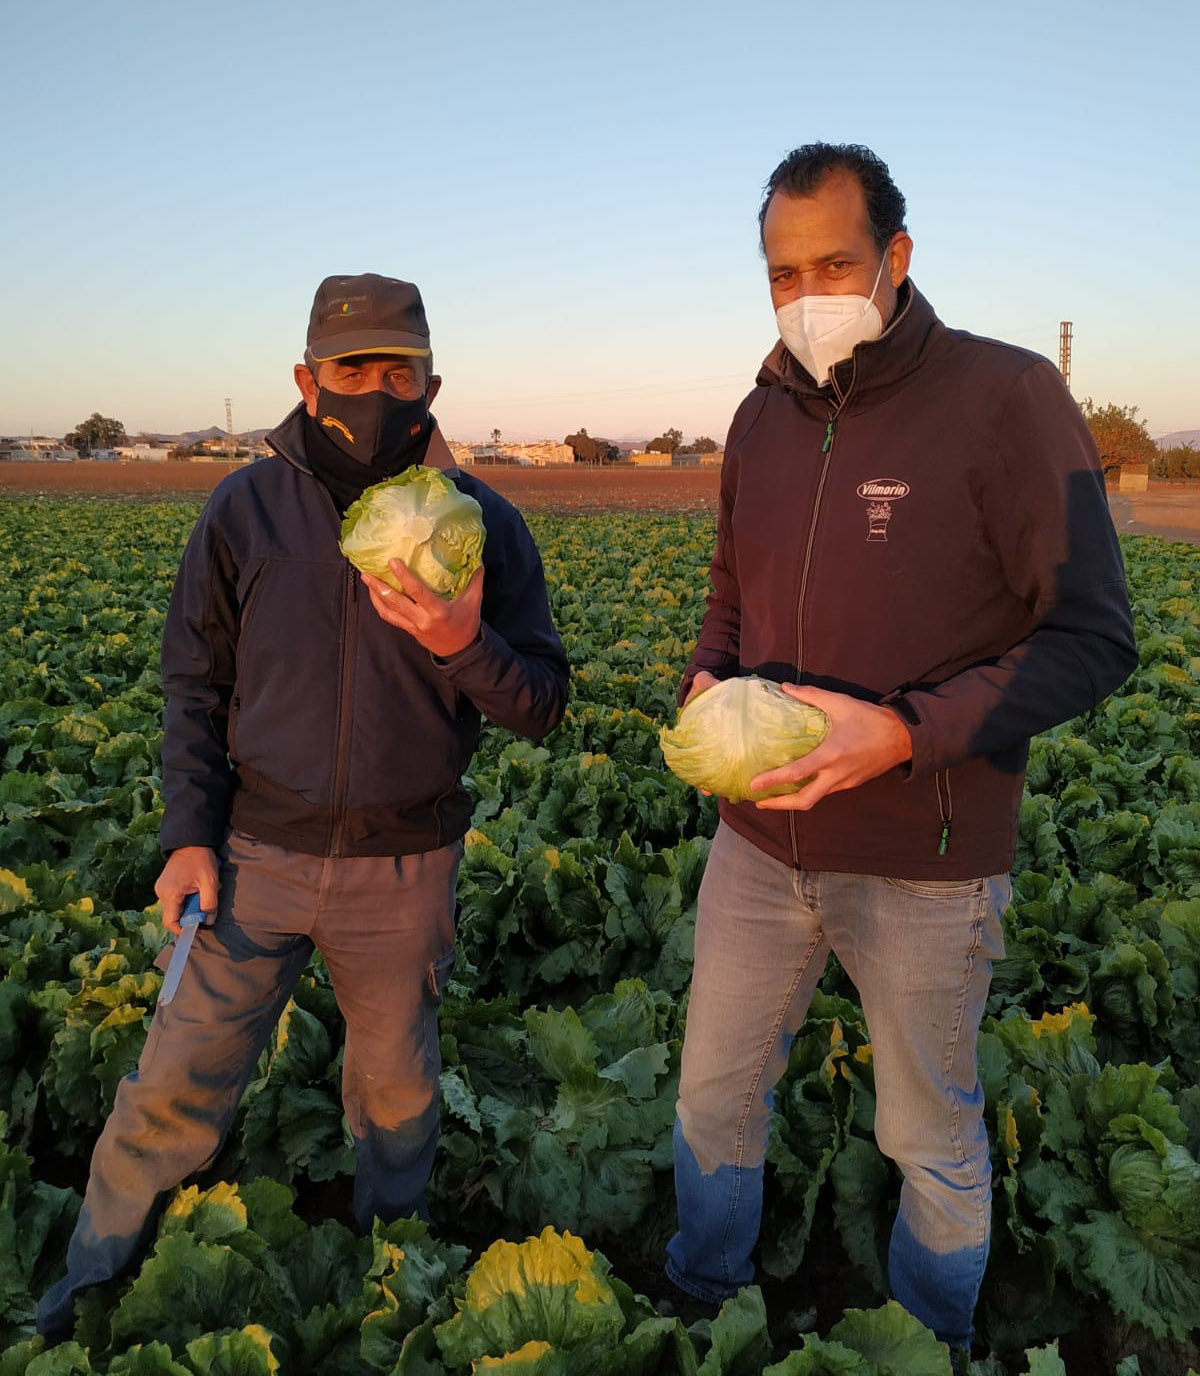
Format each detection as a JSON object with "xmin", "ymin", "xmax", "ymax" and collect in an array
[
  {"xmin": 750, "ymin": 683, "xmax": 913, "ymax": 810},
  {"xmin": 362, "ymin": 560, "xmax": 484, "ymax": 658}
]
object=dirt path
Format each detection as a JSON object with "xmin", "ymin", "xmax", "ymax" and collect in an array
[{"xmin": 1107, "ymin": 488, "xmax": 1200, "ymax": 544}]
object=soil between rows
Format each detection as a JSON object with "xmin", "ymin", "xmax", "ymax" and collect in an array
[{"xmin": 3, "ymin": 461, "xmax": 1198, "ymax": 540}]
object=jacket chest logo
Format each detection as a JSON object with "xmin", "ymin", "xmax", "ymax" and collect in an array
[{"xmin": 856, "ymin": 479, "xmax": 910, "ymax": 542}]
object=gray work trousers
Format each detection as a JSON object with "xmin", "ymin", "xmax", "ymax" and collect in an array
[{"xmin": 37, "ymin": 829, "xmax": 461, "ymax": 1338}]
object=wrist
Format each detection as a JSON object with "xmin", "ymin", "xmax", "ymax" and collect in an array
[
  {"xmin": 433, "ymin": 622, "xmax": 483, "ymax": 663},
  {"xmin": 883, "ymin": 705, "xmax": 914, "ymax": 764}
]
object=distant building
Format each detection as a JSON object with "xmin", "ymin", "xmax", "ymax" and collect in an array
[
  {"xmin": 469, "ymin": 444, "xmax": 508, "ymax": 464},
  {"xmin": 0, "ymin": 437, "xmax": 76, "ymax": 461},
  {"xmin": 1119, "ymin": 462, "xmax": 1150, "ymax": 493},
  {"xmin": 464, "ymin": 439, "xmax": 573, "ymax": 466},
  {"xmin": 447, "ymin": 441, "xmax": 475, "ymax": 466},
  {"xmin": 699, "ymin": 449, "xmax": 725, "ymax": 466},
  {"xmin": 478, "ymin": 440, "xmax": 574, "ymax": 466},
  {"xmin": 508, "ymin": 440, "xmax": 573, "ymax": 466},
  {"xmin": 629, "ymin": 451, "xmax": 672, "ymax": 468},
  {"xmin": 116, "ymin": 444, "xmax": 168, "ymax": 462}
]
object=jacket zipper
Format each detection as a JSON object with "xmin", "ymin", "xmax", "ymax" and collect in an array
[
  {"xmin": 328, "ymin": 563, "xmax": 358, "ymax": 857},
  {"xmin": 935, "ymin": 769, "xmax": 953, "ymax": 855},
  {"xmin": 788, "ymin": 395, "xmax": 847, "ymax": 867},
  {"xmin": 792, "ymin": 409, "xmax": 842, "ymax": 678}
]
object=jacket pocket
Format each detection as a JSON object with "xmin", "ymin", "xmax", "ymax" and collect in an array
[
  {"xmin": 426, "ymin": 944, "xmax": 457, "ymax": 1001},
  {"xmin": 228, "ymin": 693, "xmax": 241, "ymax": 757},
  {"xmin": 226, "ymin": 569, "xmax": 266, "ymax": 761},
  {"xmin": 933, "ymin": 767, "xmax": 953, "ymax": 857},
  {"xmin": 422, "ymin": 944, "xmax": 457, "ymax": 1073}
]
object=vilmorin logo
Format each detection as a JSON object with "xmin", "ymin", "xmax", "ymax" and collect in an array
[
  {"xmin": 856, "ymin": 478, "xmax": 910, "ymax": 542},
  {"xmin": 857, "ymin": 479, "xmax": 910, "ymax": 499}
]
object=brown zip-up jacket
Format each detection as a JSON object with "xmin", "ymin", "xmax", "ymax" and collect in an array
[{"xmin": 684, "ymin": 282, "xmax": 1137, "ymax": 880}]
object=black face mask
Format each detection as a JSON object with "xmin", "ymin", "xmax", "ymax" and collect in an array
[{"xmin": 315, "ymin": 388, "xmax": 431, "ymax": 468}]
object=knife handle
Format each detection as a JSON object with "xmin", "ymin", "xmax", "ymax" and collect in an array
[{"xmin": 181, "ymin": 893, "xmax": 204, "ymax": 920}]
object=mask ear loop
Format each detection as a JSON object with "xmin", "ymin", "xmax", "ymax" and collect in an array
[{"xmin": 862, "ymin": 245, "xmax": 891, "ymax": 316}]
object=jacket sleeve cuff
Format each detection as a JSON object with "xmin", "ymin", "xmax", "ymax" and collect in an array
[
  {"xmin": 159, "ymin": 824, "xmax": 227, "ymax": 856},
  {"xmin": 679, "ymin": 661, "xmax": 738, "ymax": 707},
  {"xmin": 883, "ymin": 693, "xmax": 932, "ymax": 779},
  {"xmin": 430, "ymin": 623, "xmax": 488, "ymax": 671}
]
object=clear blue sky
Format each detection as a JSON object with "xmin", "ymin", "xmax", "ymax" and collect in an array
[{"xmin": 3, "ymin": 0, "xmax": 1196, "ymax": 444}]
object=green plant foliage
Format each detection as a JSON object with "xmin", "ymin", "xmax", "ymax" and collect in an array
[{"xmin": 1, "ymin": 503, "xmax": 1198, "ymax": 1372}]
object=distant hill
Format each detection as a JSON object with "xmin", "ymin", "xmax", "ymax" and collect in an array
[
  {"xmin": 150, "ymin": 427, "xmax": 272, "ymax": 445},
  {"xmin": 1156, "ymin": 429, "xmax": 1200, "ymax": 449}
]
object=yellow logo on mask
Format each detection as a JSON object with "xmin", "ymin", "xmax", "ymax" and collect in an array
[{"xmin": 322, "ymin": 416, "xmax": 355, "ymax": 443}]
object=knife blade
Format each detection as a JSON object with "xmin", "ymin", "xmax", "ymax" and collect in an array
[{"xmin": 159, "ymin": 893, "xmax": 208, "ymax": 1006}]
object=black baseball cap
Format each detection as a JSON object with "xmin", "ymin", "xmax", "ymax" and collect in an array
[{"xmin": 306, "ymin": 273, "xmax": 431, "ymax": 362}]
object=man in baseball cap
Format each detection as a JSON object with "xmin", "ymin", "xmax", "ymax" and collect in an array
[
  {"xmin": 37, "ymin": 275, "xmax": 570, "ymax": 1342},
  {"xmin": 305, "ymin": 273, "xmax": 432, "ymax": 363}
]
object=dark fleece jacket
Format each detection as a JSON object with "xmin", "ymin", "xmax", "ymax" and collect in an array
[{"xmin": 159, "ymin": 405, "xmax": 568, "ymax": 858}]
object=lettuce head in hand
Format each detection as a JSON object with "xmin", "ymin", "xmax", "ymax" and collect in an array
[
  {"xmin": 340, "ymin": 466, "xmax": 485, "ymax": 600},
  {"xmin": 660, "ymin": 675, "xmax": 828, "ymax": 802}
]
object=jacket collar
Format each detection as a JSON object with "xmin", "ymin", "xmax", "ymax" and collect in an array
[
  {"xmin": 265, "ymin": 402, "xmax": 457, "ymax": 473},
  {"xmin": 759, "ymin": 280, "xmax": 940, "ymax": 408},
  {"xmin": 265, "ymin": 403, "xmax": 311, "ymax": 471}
]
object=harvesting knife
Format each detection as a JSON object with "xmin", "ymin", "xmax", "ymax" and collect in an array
[{"xmin": 159, "ymin": 893, "xmax": 210, "ymax": 1006}]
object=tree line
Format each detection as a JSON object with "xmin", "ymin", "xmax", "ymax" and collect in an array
[
  {"xmin": 52, "ymin": 407, "xmax": 1200, "ymax": 479},
  {"xmin": 1080, "ymin": 400, "xmax": 1199, "ymax": 480},
  {"xmin": 562, "ymin": 428, "xmax": 719, "ymax": 464},
  {"xmin": 63, "ymin": 413, "xmax": 128, "ymax": 455}
]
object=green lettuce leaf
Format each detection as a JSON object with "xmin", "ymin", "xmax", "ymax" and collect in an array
[
  {"xmin": 340, "ymin": 467, "xmax": 485, "ymax": 600},
  {"xmin": 825, "ymin": 1300, "xmax": 948, "ymax": 1374},
  {"xmin": 659, "ymin": 677, "xmax": 827, "ymax": 803},
  {"xmin": 1074, "ymin": 1210, "xmax": 1200, "ymax": 1340},
  {"xmin": 434, "ymin": 1228, "xmax": 624, "ymax": 1367}
]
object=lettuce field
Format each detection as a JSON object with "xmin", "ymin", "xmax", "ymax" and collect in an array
[{"xmin": 0, "ymin": 496, "xmax": 1198, "ymax": 1375}]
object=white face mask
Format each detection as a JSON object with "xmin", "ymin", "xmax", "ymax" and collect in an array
[{"xmin": 774, "ymin": 250, "xmax": 891, "ymax": 386}]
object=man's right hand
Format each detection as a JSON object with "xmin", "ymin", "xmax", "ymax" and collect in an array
[
  {"xmin": 155, "ymin": 846, "xmax": 219, "ymax": 934},
  {"xmin": 683, "ymin": 670, "xmax": 720, "ymax": 706}
]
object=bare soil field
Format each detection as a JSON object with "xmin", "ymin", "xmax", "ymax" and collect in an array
[
  {"xmin": 2, "ymin": 461, "xmax": 1199, "ymax": 539},
  {"xmin": 0, "ymin": 460, "xmax": 722, "ymax": 515},
  {"xmin": 1106, "ymin": 486, "xmax": 1200, "ymax": 544}
]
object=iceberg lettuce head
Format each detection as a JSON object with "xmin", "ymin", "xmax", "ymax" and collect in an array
[
  {"xmin": 340, "ymin": 466, "xmax": 485, "ymax": 600},
  {"xmin": 659, "ymin": 676, "xmax": 828, "ymax": 802}
]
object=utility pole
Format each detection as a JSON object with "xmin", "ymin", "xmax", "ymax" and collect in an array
[
  {"xmin": 1058, "ymin": 322, "xmax": 1073, "ymax": 391},
  {"xmin": 225, "ymin": 397, "xmax": 235, "ymax": 458}
]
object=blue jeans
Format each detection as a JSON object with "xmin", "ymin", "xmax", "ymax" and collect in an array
[
  {"xmin": 667, "ymin": 822, "xmax": 1007, "ymax": 1349},
  {"xmin": 37, "ymin": 831, "xmax": 461, "ymax": 1338}
]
